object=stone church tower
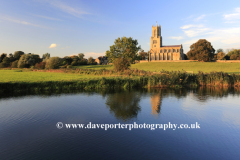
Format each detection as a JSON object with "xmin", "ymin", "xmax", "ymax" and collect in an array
[{"xmin": 149, "ymin": 23, "xmax": 184, "ymax": 61}]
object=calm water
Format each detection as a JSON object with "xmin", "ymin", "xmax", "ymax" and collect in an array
[{"xmin": 0, "ymin": 88, "xmax": 240, "ymax": 160}]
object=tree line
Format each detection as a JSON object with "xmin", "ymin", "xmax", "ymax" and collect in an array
[{"xmin": 0, "ymin": 51, "xmax": 98, "ymax": 69}]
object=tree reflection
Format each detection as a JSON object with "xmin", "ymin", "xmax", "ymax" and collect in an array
[{"xmin": 105, "ymin": 91, "xmax": 141, "ymax": 121}]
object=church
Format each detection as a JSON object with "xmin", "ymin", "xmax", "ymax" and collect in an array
[{"xmin": 149, "ymin": 24, "xmax": 184, "ymax": 61}]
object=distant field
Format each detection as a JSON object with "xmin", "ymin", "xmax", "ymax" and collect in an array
[
  {"xmin": 131, "ymin": 62, "xmax": 240, "ymax": 73},
  {"xmin": 0, "ymin": 70, "xmax": 101, "ymax": 82},
  {"xmin": 75, "ymin": 62, "xmax": 240, "ymax": 73}
]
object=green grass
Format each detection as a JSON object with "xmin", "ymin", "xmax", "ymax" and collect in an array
[
  {"xmin": 74, "ymin": 62, "xmax": 240, "ymax": 74},
  {"xmin": 0, "ymin": 69, "xmax": 102, "ymax": 82},
  {"xmin": 74, "ymin": 65, "xmax": 113, "ymax": 70},
  {"xmin": 131, "ymin": 62, "xmax": 240, "ymax": 73}
]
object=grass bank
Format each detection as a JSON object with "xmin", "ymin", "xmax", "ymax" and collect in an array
[
  {"xmin": 1, "ymin": 69, "xmax": 240, "ymax": 93},
  {"xmin": 75, "ymin": 62, "xmax": 240, "ymax": 74}
]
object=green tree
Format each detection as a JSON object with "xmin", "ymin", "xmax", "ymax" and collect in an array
[
  {"xmin": 13, "ymin": 51, "xmax": 24, "ymax": 60},
  {"xmin": 42, "ymin": 53, "xmax": 50, "ymax": 60},
  {"xmin": 187, "ymin": 39, "xmax": 215, "ymax": 62},
  {"xmin": 17, "ymin": 54, "xmax": 40, "ymax": 68},
  {"xmin": 217, "ymin": 52, "xmax": 226, "ymax": 60},
  {"xmin": 227, "ymin": 49, "xmax": 240, "ymax": 58},
  {"xmin": 105, "ymin": 37, "xmax": 141, "ymax": 64},
  {"xmin": 0, "ymin": 53, "xmax": 7, "ymax": 63},
  {"xmin": 230, "ymin": 54, "xmax": 238, "ymax": 60},
  {"xmin": 138, "ymin": 49, "xmax": 148, "ymax": 60},
  {"xmin": 88, "ymin": 56, "xmax": 94, "ymax": 64},
  {"xmin": 78, "ymin": 53, "xmax": 85, "ymax": 60},
  {"xmin": 45, "ymin": 57, "xmax": 61, "ymax": 69}
]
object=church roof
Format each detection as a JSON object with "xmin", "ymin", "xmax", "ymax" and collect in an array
[{"xmin": 161, "ymin": 45, "xmax": 181, "ymax": 48}]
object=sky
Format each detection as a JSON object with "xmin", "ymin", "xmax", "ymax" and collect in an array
[{"xmin": 0, "ymin": 0, "xmax": 240, "ymax": 58}]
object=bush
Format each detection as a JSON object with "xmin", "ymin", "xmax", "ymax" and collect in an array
[
  {"xmin": 113, "ymin": 57, "xmax": 131, "ymax": 72},
  {"xmin": 230, "ymin": 54, "xmax": 237, "ymax": 60},
  {"xmin": 18, "ymin": 54, "xmax": 40, "ymax": 68},
  {"xmin": 71, "ymin": 61, "xmax": 78, "ymax": 66},
  {"xmin": 11, "ymin": 60, "xmax": 19, "ymax": 68},
  {"xmin": 35, "ymin": 62, "xmax": 46, "ymax": 69},
  {"xmin": 0, "ymin": 63, "xmax": 8, "ymax": 68},
  {"xmin": 45, "ymin": 57, "xmax": 61, "ymax": 69}
]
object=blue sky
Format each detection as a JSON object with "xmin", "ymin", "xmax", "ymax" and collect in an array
[{"xmin": 0, "ymin": 0, "xmax": 240, "ymax": 58}]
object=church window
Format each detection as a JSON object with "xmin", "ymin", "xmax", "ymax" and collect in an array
[
  {"xmin": 173, "ymin": 49, "xmax": 175, "ymax": 52},
  {"xmin": 154, "ymin": 30, "xmax": 156, "ymax": 37},
  {"xmin": 164, "ymin": 49, "xmax": 167, "ymax": 53},
  {"xmin": 154, "ymin": 45, "xmax": 156, "ymax": 47},
  {"xmin": 153, "ymin": 40, "xmax": 157, "ymax": 44},
  {"xmin": 160, "ymin": 50, "xmax": 162, "ymax": 53},
  {"xmin": 177, "ymin": 49, "xmax": 179, "ymax": 52},
  {"xmin": 168, "ymin": 49, "xmax": 171, "ymax": 52}
]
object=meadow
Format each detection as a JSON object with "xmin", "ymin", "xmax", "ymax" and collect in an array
[
  {"xmin": 0, "ymin": 69, "xmax": 101, "ymax": 82},
  {"xmin": 75, "ymin": 62, "xmax": 240, "ymax": 74}
]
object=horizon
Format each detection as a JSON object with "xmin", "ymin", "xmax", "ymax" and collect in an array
[{"xmin": 0, "ymin": 0, "xmax": 240, "ymax": 58}]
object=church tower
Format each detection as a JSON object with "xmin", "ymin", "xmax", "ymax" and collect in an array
[{"xmin": 150, "ymin": 22, "xmax": 162, "ymax": 49}]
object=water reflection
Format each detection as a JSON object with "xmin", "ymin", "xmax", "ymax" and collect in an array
[
  {"xmin": 0, "ymin": 87, "xmax": 240, "ymax": 121},
  {"xmin": 105, "ymin": 91, "xmax": 141, "ymax": 121}
]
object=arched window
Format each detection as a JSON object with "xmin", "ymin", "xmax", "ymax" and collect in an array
[
  {"xmin": 160, "ymin": 50, "xmax": 162, "ymax": 53},
  {"xmin": 177, "ymin": 49, "xmax": 179, "ymax": 52},
  {"xmin": 173, "ymin": 49, "xmax": 175, "ymax": 52},
  {"xmin": 168, "ymin": 49, "xmax": 171, "ymax": 52},
  {"xmin": 154, "ymin": 30, "xmax": 156, "ymax": 37}
]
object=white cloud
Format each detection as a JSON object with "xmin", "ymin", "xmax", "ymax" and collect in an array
[
  {"xmin": 180, "ymin": 24, "xmax": 204, "ymax": 29},
  {"xmin": 169, "ymin": 36, "xmax": 184, "ymax": 40},
  {"xmin": 181, "ymin": 24, "xmax": 210, "ymax": 37},
  {"xmin": 34, "ymin": 15, "xmax": 62, "ymax": 21},
  {"xmin": 85, "ymin": 52, "xmax": 105, "ymax": 59},
  {"xmin": 49, "ymin": 43, "xmax": 57, "ymax": 48},
  {"xmin": 45, "ymin": 0, "xmax": 90, "ymax": 18},
  {"xmin": 224, "ymin": 8, "xmax": 240, "ymax": 21},
  {"xmin": 194, "ymin": 15, "xmax": 206, "ymax": 21},
  {"xmin": 0, "ymin": 15, "xmax": 44, "ymax": 28}
]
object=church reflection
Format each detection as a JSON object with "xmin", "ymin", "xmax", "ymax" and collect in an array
[{"xmin": 150, "ymin": 93, "xmax": 162, "ymax": 116}]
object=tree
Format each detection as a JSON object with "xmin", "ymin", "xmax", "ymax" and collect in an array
[
  {"xmin": 13, "ymin": 51, "xmax": 24, "ymax": 60},
  {"xmin": 113, "ymin": 57, "xmax": 131, "ymax": 72},
  {"xmin": 0, "ymin": 53, "xmax": 7, "ymax": 63},
  {"xmin": 42, "ymin": 53, "xmax": 50, "ymax": 60},
  {"xmin": 78, "ymin": 53, "xmax": 85, "ymax": 60},
  {"xmin": 45, "ymin": 57, "xmax": 61, "ymax": 69},
  {"xmin": 217, "ymin": 52, "xmax": 226, "ymax": 60},
  {"xmin": 17, "ymin": 54, "xmax": 40, "ymax": 68},
  {"xmin": 226, "ymin": 49, "xmax": 240, "ymax": 59},
  {"xmin": 88, "ymin": 57, "xmax": 94, "ymax": 64},
  {"xmin": 105, "ymin": 37, "xmax": 141, "ymax": 64},
  {"xmin": 230, "ymin": 54, "xmax": 238, "ymax": 60},
  {"xmin": 216, "ymin": 48, "xmax": 224, "ymax": 54},
  {"xmin": 187, "ymin": 39, "xmax": 215, "ymax": 62},
  {"xmin": 138, "ymin": 49, "xmax": 148, "ymax": 60}
]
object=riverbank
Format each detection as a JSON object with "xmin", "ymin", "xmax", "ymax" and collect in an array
[{"xmin": 1, "ymin": 69, "xmax": 240, "ymax": 93}]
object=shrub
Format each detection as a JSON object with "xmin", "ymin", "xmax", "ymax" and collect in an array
[
  {"xmin": 35, "ymin": 62, "xmax": 46, "ymax": 69},
  {"xmin": 18, "ymin": 54, "xmax": 40, "ymax": 68},
  {"xmin": 71, "ymin": 61, "xmax": 78, "ymax": 66},
  {"xmin": 45, "ymin": 57, "xmax": 61, "ymax": 69},
  {"xmin": 88, "ymin": 57, "xmax": 94, "ymax": 64},
  {"xmin": 0, "ymin": 63, "xmax": 8, "ymax": 68},
  {"xmin": 217, "ymin": 52, "xmax": 225, "ymax": 60},
  {"xmin": 11, "ymin": 60, "xmax": 19, "ymax": 68},
  {"xmin": 230, "ymin": 54, "xmax": 237, "ymax": 60}
]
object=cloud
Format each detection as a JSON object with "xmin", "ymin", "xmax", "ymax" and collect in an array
[
  {"xmin": 194, "ymin": 15, "xmax": 206, "ymax": 21},
  {"xmin": 224, "ymin": 8, "xmax": 240, "ymax": 21},
  {"xmin": 44, "ymin": 0, "xmax": 90, "ymax": 18},
  {"xmin": 49, "ymin": 44, "xmax": 57, "ymax": 48},
  {"xmin": 180, "ymin": 24, "xmax": 204, "ymax": 29},
  {"xmin": 0, "ymin": 15, "xmax": 44, "ymax": 28},
  {"xmin": 85, "ymin": 52, "xmax": 105, "ymax": 59},
  {"xmin": 34, "ymin": 15, "xmax": 62, "ymax": 21},
  {"xmin": 180, "ymin": 24, "xmax": 210, "ymax": 37},
  {"xmin": 169, "ymin": 36, "xmax": 184, "ymax": 40}
]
